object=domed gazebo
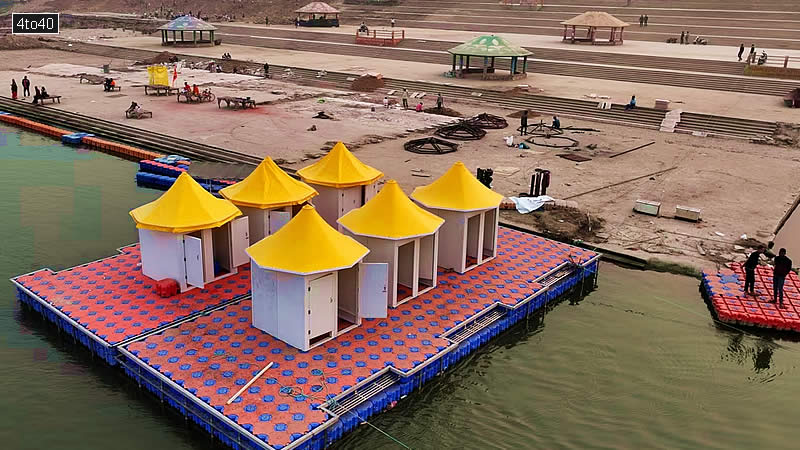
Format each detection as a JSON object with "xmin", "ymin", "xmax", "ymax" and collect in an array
[
  {"xmin": 561, "ymin": 11, "xmax": 629, "ymax": 45},
  {"xmin": 448, "ymin": 35, "xmax": 532, "ymax": 80},
  {"xmin": 158, "ymin": 15, "xmax": 218, "ymax": 47}
]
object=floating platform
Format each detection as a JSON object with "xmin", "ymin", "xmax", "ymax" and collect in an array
[
  {"xmin": 702, "ymin": 263, "xmax": 800, "ymax": 331},
  {"xmin": 12, "ymin": 245, "xmax": 251, "ymax": 364},
  {"xmin": 13, "ymin": 228, "xmax": 599, "ymax": 449}
]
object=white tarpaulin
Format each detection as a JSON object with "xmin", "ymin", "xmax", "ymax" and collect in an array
[{"xmin": 509, "ymin": 196, "xmax": 554, "ymax": 214}]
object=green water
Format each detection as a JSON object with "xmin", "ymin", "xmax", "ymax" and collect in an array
[{"xmin": 2, "ymin": 126, "xmax": 799, "ymax": 450}]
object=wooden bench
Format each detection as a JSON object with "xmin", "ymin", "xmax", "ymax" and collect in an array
[
  {"xmin": 177, "ymin": 91, "xmax": 214, "ymax": 103},
  {"xmin": 218, "ymin": 96, "xmax": 256, "ymax": 109},
  {"xmin": 37, "ymin": 96, "xmax": 61, "ymax": 104},
  {"xmin": 144, "ymin": 85, "xmax": 179, "ymax": 96},
  {"xmin": 126, "ymin": 110, "xmax": 153, "ymax": 119}
]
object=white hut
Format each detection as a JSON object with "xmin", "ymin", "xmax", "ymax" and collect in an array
[
  {"xmin": 247, "ymin": 205, "xmax": 389, "ymax": 351},
  {"xmin": 411, "ymin": 162, "xmax": 504, "ymax": 274},
  {"xmin": 339, "ymin": 180, "xmax": 444, "ymax": 307},
  {"xmin": 296, "ymin": 142, "xmax": 383, "ymax": 231},
  {"xmin": 219, "ymin": 157, "xmax": 318, "ymax": 244},
  {"xmin": 130, "ymin": 173, "xmax": 249, "ymax": 292}
]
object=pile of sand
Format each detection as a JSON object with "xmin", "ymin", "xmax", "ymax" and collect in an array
[
  {"xmin": 423, "ymin": 107, "xmax": 463, "ymax": 117},
  {"xmin": 350, "ymin": 73, "xmax": 385, "ymax": 92},
  {"xmin": 135, "ymin": 51, "xmax": 179, "ymax": 65},
  {"xmin": 0, "ymin": 35, "xmax": 46, "ymax": 50}
]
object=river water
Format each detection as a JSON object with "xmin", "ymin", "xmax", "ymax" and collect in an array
[{"xmin": 1, "ymin": 126, "xmax": 798, "ymax": 450}]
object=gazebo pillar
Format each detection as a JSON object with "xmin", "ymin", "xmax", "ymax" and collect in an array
[
  {"xmin": 482, "ymin": 57, "xmax": 488, "ymax": 79},
  {"xmin": 510, "ymin": 57, "xmax": 516, "ymax": 75},
  {"xmin": 452, "ymin": 54, "xmax": 456, "ymax": 72},
  {"xmin": 522, "ymin": 55, "xmax": 527, "ymax": 73},
  {"xmin": 181, "ymin": 31, "xmax": 184, "ymax": 42},
  {"xmin": 619, "ymin": 27, "xmax": 624, "ymax": 44},
  {"xmin": 193, "ymin": 30, "xmax": 196, "ymax": 46},
  {"xmin": 466, "ymin": 55, "xmax": 470, "ymax": 69}
]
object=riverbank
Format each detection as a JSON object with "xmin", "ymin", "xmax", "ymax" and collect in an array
[{"xmin": 2, "ymin": 47, "xmax": 798, "ymax": 274}]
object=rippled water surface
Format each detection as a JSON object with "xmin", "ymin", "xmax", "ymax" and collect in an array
[{"xmin": 2, "ymin": 126, "xmax": 799, "ymax": 450}]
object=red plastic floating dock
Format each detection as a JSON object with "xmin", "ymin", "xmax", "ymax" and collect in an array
[
  {"xmin": 13, "ymin": 228, "xmax": 600, "ymax": 449},
  {"xmin": 703, "ymin": 262, "xmax": 800, "ymax": 331}
]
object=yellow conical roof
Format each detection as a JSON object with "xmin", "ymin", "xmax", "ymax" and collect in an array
[
  {"xmin": 130, "ymin": 172, "xmax": 242, "ymax": 233},
  {"xmin": 338, "ymin": 180, "xmax": 444, "ymax": 240},
  {"xmin": 219, "ymin": 158, "xmax": 318, "ymax": 209},
  {"xmin": 411, "ymin": 162, "xmax": 504, "ymax": 212},
  {"xmin": 296, "ymin": 142, "xmax": 383, "ymax": 188},
  {"xmin": 246, "ymin": 205, "xmax": 369, "ymax": 275}
]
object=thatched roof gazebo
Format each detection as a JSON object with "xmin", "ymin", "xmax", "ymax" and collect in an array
[
  {"xmin": 296, "ymin": 2, "xmax": 341, "ymax": 27},
  {"xmin": 561, "ymin": 11, "xmax": 629, "ymax": 45},
  {"xmin": 448, "ymin": 35, "xmax": 532, "ymax": 80},
  {"xmin": 158, "ymin": 15, "xmax": 218, "ymax": 47}
]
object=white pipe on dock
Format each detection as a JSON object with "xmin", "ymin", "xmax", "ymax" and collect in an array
[{"xmin": 226, "ymin": 362, "xmax": 273, "ymax": 405}]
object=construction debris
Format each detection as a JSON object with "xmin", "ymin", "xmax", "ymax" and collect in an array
[
  {"xmin": 609, "ymin": 141, "xmax": 656, "ymax": 158},
  {"xmin": 526, "ymin": 135, "xmax": 579, "ymax": 148},
  {"xmin": 557, "ymin": 153, "xmax": 592, "ymax": 162},
  {"xmin": 313, "ymin": 111, "xmax": 333, "ymax": 120},
  {"xmin": 466, "ymin": 113, "xmax": 509, "ymax": 129},
  {"xmin": 434, "ymin": 121, "xmax": 487, "ymax": 140},
  {"xmin": 404, "ymin": 137, "xmax": 459, "ymax": 155}
]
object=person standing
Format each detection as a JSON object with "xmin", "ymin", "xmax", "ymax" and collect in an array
[
  {"xmin": 401, "ymin": 88, "xmax": 409, "ymax": 109},
  {"xmin": 265, "ymin": 16, "xmax": 269, "ymax": 27},
  {"xmin": 684, "ymin": 30, "xmax": 690, "ymax": 44},
  {"xmin": 743, "ymin": 245, "xmax": 765, "ymax": 296},
  {"xmin": 552, "ymin": 115, "xmax": 560, "ymax": 130},
  {"xmin": 644, "ymin": 15, "xmax": 648, "ymax": 26},
  {"xmin": 748, "ymin": 44, "xmax": 756, "ymax": 63},
  {"xmin": 772, "ymin": 249, "xmax": 793, "ymax": 307},
  {"xmin": 21, "ymin": 76, "xmax": 30, "ymax": 97},
  {"xmin": 11, "ymin": 79, "xmax": 18, "ymax": 100},
  {"xmin": 391, "ymin": 18, "xmax": 396, "ymax": 28},
  {"xmin": 680, "ymin": 31, "xmax": 685, "ymax": 45},
  {"xmin": 737, "ymin": 43, "xmax": 745, "ymax": 61},
  {"xmin": 263, "ymin": 62, "xmax": 269, "ymax": 78},
  {"xmin": 295, "ymin": 17, "xmax": 299, "ymax": 28},
  {"xmin": 520, "ymin": 110, "xmax": 528, "ymax": 135},
  {"xmin": 436, "ymin": 93, "xmax": 443, "ymax": 110},
  {"xmin": 639, "ymin": 15, "xmax": 644, "ymax": 27}
]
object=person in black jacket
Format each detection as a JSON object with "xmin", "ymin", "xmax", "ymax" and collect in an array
[
  {"xmin": 743, "ymin": 246, "xmax": 765, "ymax": 296},
  {"xmin": 772, "ymin": 249, "xmax": 793, "ymax": 307}
]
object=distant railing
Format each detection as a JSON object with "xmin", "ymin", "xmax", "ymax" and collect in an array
[{"xmin": 356, "ymin": 29, "xmax": 405, "ymax": 40}]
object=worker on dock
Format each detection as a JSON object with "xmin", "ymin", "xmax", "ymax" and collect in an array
[
  {"xmin": 552, "ymin": 115, "xmax": 561, "ymax": 130},
  {"xmin": 737, "ymin": 43, "xmax": 745, "ymax": 61},
  {"xmin": 11, "ymin": 79, "xmax": 17, "ymax": 100},
  {"xmin": 436, "ymin": 93, "xmax": 444, "ymax": 110},
  {"xmin": 401, "ymin": 88, "xmax": 409, "ymax": 109},
  {"xmin": 772, "ymin": 248, "xmax": 793, "ymax": 307},
  {"xmin": 743, "ymin": 245, "xmax": 766, "ymax": 296}
]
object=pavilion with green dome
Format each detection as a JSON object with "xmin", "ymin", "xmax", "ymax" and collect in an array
[
  {"xmin": 158, "ymin": 15, "xmax": 219, "ymax": 47},
  {"xmin": 447, "ymin": 35, "xmax": 532, "ymax": 80}
]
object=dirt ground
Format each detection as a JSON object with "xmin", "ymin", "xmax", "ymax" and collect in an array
[{"xmin": 2, "ymin": 47, "xmax": 800, "ymax": 271}]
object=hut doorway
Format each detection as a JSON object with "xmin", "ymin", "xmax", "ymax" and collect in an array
[
  {"xmin": 419, "ymin": 234, "xmax": 437, "ymax": 289},
  {"xmin": 482, "ymin": 208, "xmax": 498, "ymax": 259},
  {"xmin": 466, "ymin": 213, "xmax": 482, "ymax": 269},
  {"xmin": 397, "ymin": 241, "xmax": 417, "ymax": 301}
]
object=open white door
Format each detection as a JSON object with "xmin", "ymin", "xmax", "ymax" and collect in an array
[
  {"xmin": 183, "ymin": 235, "xmax": 204, "ymax": 288},
  {"xmin": 269, "ymin": 210, "xmax": 291, "ymax": 235},
  {"xmin": 231, "ymin": 216, "xmax": 250, "ymax": 267},
  {"xmin": 358, "ymin": 263, "xmax": 388, "ymax": 318}
]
